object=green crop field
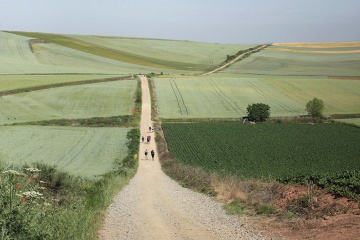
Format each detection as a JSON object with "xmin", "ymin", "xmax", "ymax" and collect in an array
[
  {"xmin": 222, "ymin": 45, "xmax": 360, "ymax": 77},
  {"xmin": 0, "ymin": 80, "xmax": 137, "ymax": 125},
  {"xmin": 0, "ymin": 126, "xmax": 131, "ymax": 178},
  {"xmin": 162, "ymin": 122, "xmax": 360, "ymax": 179},
  {"xmin": 70, "ymin": 34, "xmax": 256, "ymax": 68},
  {"xmin": 1, "ymin": 31, "xmax": 170, "ymax": 75},
  {"xmin": 9, "ymin": 31, "xmax": 256, "ymax": 73},
  {"xmin": 155, "ymin": 76, "xmax": 350, "ymax": 118},
  {"xmin": 0, "ymin": 74, "xmax": 124, "ymax": 92}
]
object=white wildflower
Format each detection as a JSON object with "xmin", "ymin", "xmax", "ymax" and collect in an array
[
  {"xmin": 24, "ymin": 168, "xmax": 41, "ymax": 172},
  {"xmin": 22, "ymin": 191, "xmax": 43, "ymax": 198}
]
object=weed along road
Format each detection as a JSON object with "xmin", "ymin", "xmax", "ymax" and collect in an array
[{"xmin": 99, "ymin": 76, "xmax": 269, "ymax": 240}]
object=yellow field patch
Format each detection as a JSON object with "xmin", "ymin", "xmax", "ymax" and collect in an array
[
  {"xmin": 272, "ymin": 42, "xmax": 360, "ymax": 48},
  {"xmin": 268, "ymin": 47, "xmax": 360, "ymax": 54}
]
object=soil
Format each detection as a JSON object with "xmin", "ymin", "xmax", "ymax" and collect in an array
[{"xmin": 256, "ymin": 185, "xmax": 360, "ymax": 240}]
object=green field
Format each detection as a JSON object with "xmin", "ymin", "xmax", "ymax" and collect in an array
[
  {"xmin": 162, "ymin": 122, "xmax": 360, "ymax": 178},
  {"xmin": 8, "ymin": 31, "xmax": 256, "ymax": 73},
  {"xmin": 0, "ymin": 74, "xmax": 126, "ymax": 92},
  {"xmin": 0, "ymin": 126, "xmax": 131, "ymax": 178},
  {"xmin": 154, "ymin": 76, "xmax": 360, "ymax": 118},
  {"xmin": 222, "ymin": 46, "xmax": 360, "ymax": 77},
  {"xmin": 0, "ymin": 80, "xmax": 137, "ymax": 125}
]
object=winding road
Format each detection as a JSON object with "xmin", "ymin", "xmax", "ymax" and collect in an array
[{"xmin": 99, "ymin": 76, "xmax": 270, "ymax": 239}]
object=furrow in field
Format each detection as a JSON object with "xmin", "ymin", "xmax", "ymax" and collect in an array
[
  {"xmin": 207, "ymin": 78, "xmax": 246, "ymax": 115},
  {"xmin": 245, "ymin": 80, "xmax": 295, "ymax": 113}
]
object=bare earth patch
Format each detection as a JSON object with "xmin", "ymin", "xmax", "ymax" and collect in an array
[{"xmin": 255, "ymin": 185, "xmax": 360, "ymax": 240}]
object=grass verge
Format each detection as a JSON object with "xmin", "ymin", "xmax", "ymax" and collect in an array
[{"xmin": 0, "ymin": 128, "xmax": 139, "ymax": 239}]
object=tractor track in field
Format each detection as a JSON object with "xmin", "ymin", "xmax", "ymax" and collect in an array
[{"xmin": 99, "ymin": 75, "xmax": 273, "ymax": 240}]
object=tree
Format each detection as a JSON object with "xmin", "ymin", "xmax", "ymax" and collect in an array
[
  {"xmin": 306, "ymin": 97, "xmax": 324, "ymax": 118},
  {"xmin": 246, "ymin": 103, "xmax": 271, "ymax": 122}
]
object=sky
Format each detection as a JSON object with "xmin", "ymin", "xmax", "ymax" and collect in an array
[{"xmin": 1, "ymin": 0, "xmax": 359, "ymax": 44}]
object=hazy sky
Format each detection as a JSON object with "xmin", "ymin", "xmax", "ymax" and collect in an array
[{"xmin": 1, "ymin": 0, "xmax": 359, "ymax": 44}]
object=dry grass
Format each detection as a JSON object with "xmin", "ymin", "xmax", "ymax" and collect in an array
[
  {"xmin": 211, "ymin": 175, "xmax": 281, "ymax": 206},
  {"xmin": 272, "ymin": 42, "xmax": 360, "ymax": 48}
]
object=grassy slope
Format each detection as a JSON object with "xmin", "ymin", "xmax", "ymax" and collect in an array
[
  {"xmin": 70, "ymin": 34, "xmax": 256, "ymax": 67},
  {"xmin": 0, "ymin": 126, "xmax": 131, "ymax": 178},
  {"xmin": 8, "ymin": 31, "xmax": 231, "ymax": 71},
  {"xmin": 0, "ymin": 80, "xmax": 137, "ymax": 125}
]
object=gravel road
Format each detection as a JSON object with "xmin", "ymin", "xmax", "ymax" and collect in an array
[{"xmin": 99, "ymin": 76, "xmax": 273, "ymax": 240}]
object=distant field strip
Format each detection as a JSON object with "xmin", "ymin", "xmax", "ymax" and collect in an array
[
  {"xmin": 223, "ymin": 48, "xmax": 360, "ymax": 77},
  {"xmin": 0, "ymin": 126, "xmax": 131, "ymax": 178},
  {"xmin": 272, "ymin": 42, "xmax": 360, "ymax": 48},
  {"xmin": 0, "ymin": 80, "xmax": 137, "ymax": 125},
  {"xmin": 0, "ymin": 75, "xmax": 133, "ymax": 95}
]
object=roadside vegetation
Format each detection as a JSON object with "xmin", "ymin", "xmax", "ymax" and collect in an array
[{"xmin": 0, "ymin": 128, "xmax": 139, "ymax": 239}]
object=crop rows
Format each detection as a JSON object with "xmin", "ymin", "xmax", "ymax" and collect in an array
[{"xmin": 162, "ymin": 122, "xmax": 360, "ymax": 179}]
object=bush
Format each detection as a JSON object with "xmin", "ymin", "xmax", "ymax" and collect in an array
[{"xmin": 246, "ymin": 103, "xmax": 271, "ymax": 122}]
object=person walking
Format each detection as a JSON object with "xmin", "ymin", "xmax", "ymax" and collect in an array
[
  {"xmin": 150, "ymin": 150, "xmax": 155, "ymax": 161},
  {"xmin": 149, "ymin": 126, "xmax": 151, "ymax": 132},
  {"xmin": 141, "ymin": 136, "xmax": 144, "ymax": 143},
  {"xmin": 145, "ymin": 149, "xmax": 148, "ymax": 160}
]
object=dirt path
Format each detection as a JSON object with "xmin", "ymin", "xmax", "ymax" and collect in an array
[
  {"xmin": 99, "ymin": 76, "xmax": 270, "ymax": 240},
  {"xmin": 200, "ymin": 45, "xmax": 267, "ymax": 76}
]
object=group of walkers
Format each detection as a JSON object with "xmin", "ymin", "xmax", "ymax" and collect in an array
[
  {"xmin": 141, "ymin": 126, "xmax": 155, "ymax": 160},
  {"xmin": 144, "ymin": 149, "xmax": 155, "ymax": 161}
]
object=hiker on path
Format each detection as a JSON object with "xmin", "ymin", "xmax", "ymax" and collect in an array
[
  {"xmin": 145, "ymin": 149, "xmax": 148, "ymax": 160},
  {"xmin": 149, "ymin": 126, "xmax": 151, "ymax": 132},
  {"xmin": 141, "ymin": 136, "xmax": 144, "ymax": 143},
  {"xmin": 151, "ymin": 150, "xmax": 155, "ymax": 161}
]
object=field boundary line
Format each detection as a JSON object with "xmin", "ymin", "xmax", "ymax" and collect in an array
[
  {"xmin": 0, "ymin": 75, "xmax": 134, "ymax": 96},
  {"xmin": 199, "ymin": 44, "xmax": 268, "ymax": 76}
]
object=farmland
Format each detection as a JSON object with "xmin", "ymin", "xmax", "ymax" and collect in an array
[
  {"xmin": 222, "ymin": 44, "xmax": 360, "ymax": 77},
  {"xmin": 0, "ymin": 126, "xmax": 131, "ymax": 178},
  {"xmin": 9, "ymin": 31, "xmax": 256, "ymax": 73},
  {"xmin": 154, "ymin": 76, "xmax": 360, "ymax": 118},
  {"xmin": 0, "ymin": 80, "xmax": 137, "ymax": 125},
  {"xmin": 162, "ymin": 122, "xmax": 360, "ymax": 179},
  {"xmin": 154, "ymin": 41, "xmax": 360, "ymax": 118},
  {"xmin": 0, "ymin": 74, "xmax": 124, "ymax": 92}
]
